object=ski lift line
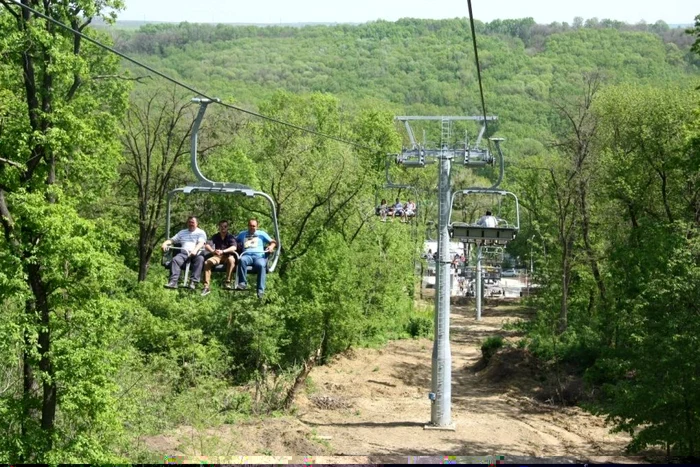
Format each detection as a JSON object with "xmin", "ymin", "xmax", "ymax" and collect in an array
[
  {"xmin": 395, "ymin": 116, "xmax": 497, "ymax": 121},
  {"xmin": 466, "ymin": 0, "xmax": 491, "ymax": 146},
  {"xmin": 7, "ymin": 0, "xmax": 377, "ymax": 153}
]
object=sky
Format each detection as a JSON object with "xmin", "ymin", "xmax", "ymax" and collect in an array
[{"xmin": 119, "ymin": 0, "xmax": 698, "ymax": 25}]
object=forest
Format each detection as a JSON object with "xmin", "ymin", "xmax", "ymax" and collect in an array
[{"xmin": 0, "ymin": 0, "xmax": 699, "ymax": 461}]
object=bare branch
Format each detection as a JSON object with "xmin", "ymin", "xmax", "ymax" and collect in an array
[{"xmin": 0, "ymin": 157, "xmax": 25, "ymax": 170}]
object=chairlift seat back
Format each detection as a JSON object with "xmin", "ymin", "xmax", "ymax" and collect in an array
[{"xmin": 450, "ymin": 223, "xmax": 517, "ymax": 246}]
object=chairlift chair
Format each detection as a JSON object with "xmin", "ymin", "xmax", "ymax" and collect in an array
[
  {"xmin": 448, "ymin": 189, "xmax": 520, "ymax": 246},
  {"xmin": 163, "ymin": 97, "xmax": 281, "ymax": 285}
]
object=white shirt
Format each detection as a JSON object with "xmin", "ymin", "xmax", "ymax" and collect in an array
[
  {"xmin": 477, "ymin": 215, "xmax": 498, "ymax": 228},
  {"xmin": 172, "ymin": 228, "xmax": 207, "ymax": 254}
]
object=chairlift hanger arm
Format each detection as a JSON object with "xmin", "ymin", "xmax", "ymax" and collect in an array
[
  {"xmin": 490, "ymin": 138, "xmax": 505, "ymax": 189},
  {"xmin": 190, "ymin": 99, "xmax": 219, "ymax": 186}
]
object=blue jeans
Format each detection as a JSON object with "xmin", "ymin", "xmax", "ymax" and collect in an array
[{"xmin": 237, "ymin": 254, "xmax": 267, "ymax": 293}]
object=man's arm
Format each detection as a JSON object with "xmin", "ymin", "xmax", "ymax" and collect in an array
[
  {"xmin": 223, "ymin": 236, "xmax": 237, "ymax": 254},
  {"xmin": 204, "ymin": 238, "xmax": 216, "ymax": 254},
  {"xmin": 265, "ymin": 239, "xmax": 277, "ymax": 253},
  {"xmin": 161, "ymin": 232, "xmax": 178, "ymax": 251},
  {"xmin": 190, "ymin": 231, "xmax": 207, "ymax": 256},
  {"xmin": 263, "ymin": 232, "xmax": 277, "ymax": 253}
]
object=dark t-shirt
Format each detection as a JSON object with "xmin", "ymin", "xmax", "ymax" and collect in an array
[{"xmin": 209, "ymin": 233, "xmax": 237, "ymax": 252}]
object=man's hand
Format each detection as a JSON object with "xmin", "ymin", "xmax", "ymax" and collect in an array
[
  {"xmin": 161, "ymin": 241, "xmax": 171, "ymax": 252},
  {"xmin": 215, "ymin": 249, "xmax": 223, "ymax": 256}
]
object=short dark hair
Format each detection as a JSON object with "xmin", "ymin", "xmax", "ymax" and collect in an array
[
  {"xmin": 485, "ymin": 211, "xmax": 492, "ymax": 216},
  {"xmin": 187, "ymin": 216, "xmax": 198, "ymax": 223},
  {"xmin": 218, "ymin": 219, "xmax": 228, "ymax": 226}
]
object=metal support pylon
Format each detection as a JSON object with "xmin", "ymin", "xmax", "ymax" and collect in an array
[
  {"xmin": 394, "ymin": 115, "xmax": 500, "ymax": 431},
  {"xmin": 476, "ymin": 245, "xmax": 482, "ymax": 321},
  {"xmin": 428, "ymin": 116, "xmax": 454, "ymax": 429}
]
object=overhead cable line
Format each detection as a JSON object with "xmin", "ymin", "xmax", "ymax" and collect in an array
[
  {"xmin": 5, "ymin": 0, "xmax": 377, "ymax": 152},
  {"xmin": 466, "ymin": 0, "xmax": 491, "ymax": 145}
]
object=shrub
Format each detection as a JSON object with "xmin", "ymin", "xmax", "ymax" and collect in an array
[
  {"xmin": 481, "ymin": 336, "xmax": 505, "ymax": 362},
  {"xmin": 405, "ymin": 315, "xmax": 432, "ymax": 338}
]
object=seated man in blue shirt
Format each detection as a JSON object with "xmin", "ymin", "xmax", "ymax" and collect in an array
[{"xmin": 235, "ymin": 218, "xmax": 277, "ymax": 299}]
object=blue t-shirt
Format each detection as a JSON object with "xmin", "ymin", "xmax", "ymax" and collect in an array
[{"xmin": 236, "ymin": 230, "xmax": 273, "ymax": 258}]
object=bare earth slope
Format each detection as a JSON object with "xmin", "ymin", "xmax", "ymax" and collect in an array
[{"xmin": 144, "ymin": 302, "xmax": 639, "ymax": 464}]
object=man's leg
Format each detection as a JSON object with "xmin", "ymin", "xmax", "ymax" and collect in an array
[
  {"xmin": 253, "ymin": 257, "xmax": 267, "ymax": 296},
  {"xmin": 203, "ymin": 255, "xmax": 222, "ymax": 288},
  {"xmin": 237, "ymin": 255, "xmax": 253, "ymax": 288},
  {"xmin": 190, "ymin": 255, "xmax": 205, "ymax": 284},
  {"xmin": 169, "ymin": 252, "xmax": 188, "ymax": 283},
  {"xmin": 224, "ymin": 255, "xmax": 235, "ymax": 286}
]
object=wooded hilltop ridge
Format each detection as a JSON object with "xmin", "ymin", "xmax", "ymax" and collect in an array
[{"xmin": 1, "ymin": 4, "xmax": 700, "ymax": 462}]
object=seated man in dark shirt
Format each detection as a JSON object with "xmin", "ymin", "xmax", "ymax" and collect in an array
[{"xmin": 201, "ymin": 219, "xmax": 238, "ymax": 296}]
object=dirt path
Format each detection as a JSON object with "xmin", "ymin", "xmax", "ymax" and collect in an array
[{"xmin": 144, "ymin": 302, "xmax": 638, "ymax": 463}]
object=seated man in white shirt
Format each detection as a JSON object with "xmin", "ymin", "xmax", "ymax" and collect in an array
[
  {"xmin": 476, "ymin": 210, "xmax": 498, "ymax": 228},
  {"xmin": 161, "ymin": 216, "xmax": 207, "ymax": 290}
]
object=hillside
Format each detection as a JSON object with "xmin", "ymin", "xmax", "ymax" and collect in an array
[{"xmin": 109, "ymin": 19, "xmax": 699, "ymax": 154}]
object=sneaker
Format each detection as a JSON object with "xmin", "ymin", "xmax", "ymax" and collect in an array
[
  {"xmin": 201, "ymin": 287, "xmax": 211, "ymax": 297},
  {"xmin": 235, "ymin": 283, "xmax": 247, "ymax": 290},
  {"xmin": 188, "ymin": 281, "xmax": 197, "ymax": 290},
  {"xmin": 164, "ymin": 280, "xmax": 178, "ymax": 289},
  {"xmin": 223, "ymin": 281, "xmax": 233, "ymax": 290},
  {"xmin": 257, "ymin": 290, "xmax": 264, "ymax": 300}
]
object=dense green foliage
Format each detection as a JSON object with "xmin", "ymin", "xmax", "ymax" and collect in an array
[
  {"xmin": 0, "ymin": 4, "xmax": 699, "ymax": 461},
  {"xmin": 511, "ymin": 80, "xmax": 700, "ymax": 457}
]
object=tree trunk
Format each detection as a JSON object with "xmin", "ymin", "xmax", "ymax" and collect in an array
[
  {"xmin": 558, "ymin": 250, "xmax": 570, "ymax": 334},
  {"xmin": 283, "ymin": 345, "xmax": 322, "ymax": 411},
  {"xmin": 579, "ymin": 187, "xmax": 606, "ymax": 307},
  {"xmin": 27, "ymin": 263, "xmax": 56, "ymax": 445},
  {"xmin": 137, "ymin": 234, "xmax": 152, "ymax": 282},
  {"xmin": 21, "ymin": 301, "xmax": 39, "ymax": 462}
]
